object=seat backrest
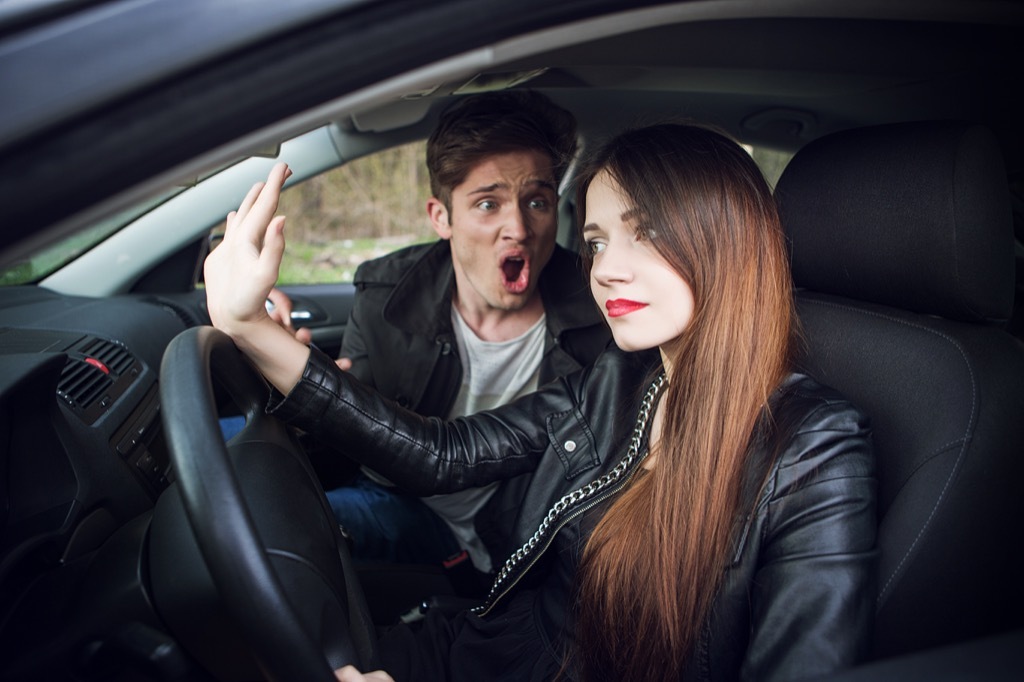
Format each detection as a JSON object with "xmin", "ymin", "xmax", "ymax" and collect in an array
[{"xmin": 775, "ymin": 121, "xmax": 1024, "ymax": 659}]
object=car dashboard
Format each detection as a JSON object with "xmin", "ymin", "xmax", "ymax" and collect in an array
[{"xmin": 0, "ymin": 284, "xmax": 199, "ymax": 679}]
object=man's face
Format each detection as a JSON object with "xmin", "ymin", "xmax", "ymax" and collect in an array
[{"xmin": 429, "ymin": 150, "xmax": 559, "ymax": 315}]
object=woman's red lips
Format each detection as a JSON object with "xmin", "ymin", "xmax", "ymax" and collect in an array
[{"xmin": 605, "ymin": 299, "xmax": 648, "ymax": 318}]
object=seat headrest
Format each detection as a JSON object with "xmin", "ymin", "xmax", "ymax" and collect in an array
[{"xmin": 776, "ymin": 121, "xmax": 1014, "ymax": 323}]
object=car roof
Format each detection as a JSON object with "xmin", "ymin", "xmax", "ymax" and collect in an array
[{"xmin": 1, "ymin": 0, "xmax": 1022, "ymax": 267}]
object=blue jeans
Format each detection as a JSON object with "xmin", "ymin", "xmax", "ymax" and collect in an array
[
  {"xmin": 326, "ymin": 474, "xmax": 461, "ymax": 565},
  {"xmin": 219, "ymin": 415, "xmax": 246, "ymax": 440}
]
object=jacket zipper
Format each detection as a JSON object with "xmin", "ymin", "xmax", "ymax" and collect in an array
[
  {"xmin": 474, "ymin": 450, "xmax": 649, "ymax": 617},
  {"xmin": 473, "ymin": 372, "xmax": 666, "ymax": 617}
]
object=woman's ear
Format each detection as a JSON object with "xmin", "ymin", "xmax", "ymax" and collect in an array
[{"xmin": 427, "ymin": 197, "xmax": 452, "ymax": 239}]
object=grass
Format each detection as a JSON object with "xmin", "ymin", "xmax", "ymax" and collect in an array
[{"xmin": 278, "ymin": 235, "xmax": 435, "ymax": 284}]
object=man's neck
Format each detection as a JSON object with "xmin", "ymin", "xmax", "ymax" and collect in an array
[{"xmin": 452, "ymin": 293, "xmax": 545, "ymax": 342}]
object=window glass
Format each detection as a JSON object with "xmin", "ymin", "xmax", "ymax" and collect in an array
[
  {"xmin": 0, "ymin": 190, "xmax": 183, "ymax": 286},
  {"xmin": 224, "ymin": 140, "xmax": 794, "ymax": 287},
  {"xmin": 747, "ymin": 145, "xmax": 793, "ymax": 189},
  {"xmin": 275, "ymin": 140, "xmax": 434, "ymax": 285}
]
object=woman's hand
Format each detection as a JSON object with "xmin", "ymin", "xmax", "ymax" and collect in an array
[
  {"xmin": 202, "ymin": 163, "xmax": 310, "ymax": 395},
  {"xmin": 204, "ymin": 163, "xmax": 292, "ymax": 339},
  {"xmin": 334, "ymin": 665, "xmax": 394, "ymax": 682}
]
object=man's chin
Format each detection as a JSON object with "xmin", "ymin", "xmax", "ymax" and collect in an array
[{"xmin": 492, "ymin": 288, "xmax": 534, "ymax": 311}]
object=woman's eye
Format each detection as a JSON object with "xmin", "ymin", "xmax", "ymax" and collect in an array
[{"xmin": 585, "ymin": 240, "xmax": 606, "ymax": 255}]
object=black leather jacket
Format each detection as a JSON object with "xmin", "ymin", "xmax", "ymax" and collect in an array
[
  {"xmin": 273, "ymin": 345, "xmax": 877, "ymax": 680},
  {"xmin": 336, "ymin": 240, "xmax": 610, "ymax": 565},
  {"xmin": 340, "ymin": 240, "xmax": 609, "ymax": 415}
]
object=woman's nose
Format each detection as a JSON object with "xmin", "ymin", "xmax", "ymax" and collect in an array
[{"xmin": 591, "ymin": 242, "xmax": 632, "ymax": 285}]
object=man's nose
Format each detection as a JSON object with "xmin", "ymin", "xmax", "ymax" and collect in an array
[{"xmin": 501, "ymin": 205, "xmax": 530, "ymax": 240}]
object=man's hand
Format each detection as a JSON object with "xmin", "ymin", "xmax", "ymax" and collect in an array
[
  {"xmin": 334, "ymin": 665, "xmax": 394, "ymax": 682},
  {"xmin": 264, "ymin": 290, "xmax": 353, "ymax": 370},
  {"xmin": 266, "ymin": 287, "xmax": 313, "ymax": 345}
]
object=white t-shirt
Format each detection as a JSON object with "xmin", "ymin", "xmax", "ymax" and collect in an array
[{"xmin": 419, "ymin": 306, "xmax": 547, "ymax": 572}]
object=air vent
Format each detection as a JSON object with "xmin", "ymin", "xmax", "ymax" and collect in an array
[
  {"xmin": 58, "ymin": 358, "xmax": 114, "ymax": 409},
  {"xmin": 79, "ymin": 338, "xmax": 134, "ymax": 376},
  {"xmin": 58, "ymin": 337, "xmax": 142, "ymax": 424},
  {"xmin": 0, "ymin": 329, "xmax": 143, "ymax": 424}
]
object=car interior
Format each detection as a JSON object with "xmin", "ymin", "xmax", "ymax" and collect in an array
[
  {"xmin": 1, "ymin": 1, "xmax": 1022, "ymax": 680},
  {"xmin": 778, "ymin": 120, "xmax": 1024, "ymax": 660}
]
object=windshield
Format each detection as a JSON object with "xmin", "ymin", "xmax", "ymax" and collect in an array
[{"xmin": 0, "ymin": 189, "xmax": 185, "ymax": 286}]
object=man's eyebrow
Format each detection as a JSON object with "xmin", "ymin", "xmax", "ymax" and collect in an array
[
  {"xmin": 467, "ymin": 182, "xmax": 507, "ymax": 195},
  {"xmin": 466, "ymin": 179, "xmax": 557, "ymax": 195}
]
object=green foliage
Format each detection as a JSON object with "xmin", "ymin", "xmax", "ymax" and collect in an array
[
  {"xmin": 275, "ymin": 140, "xmax": 436, "ymax": 285},
  {"xmin": 278, "ymin": 235, "xmax": 435, "ymax": 284}
]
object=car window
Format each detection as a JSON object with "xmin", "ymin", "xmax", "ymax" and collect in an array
[
  {"xmin": 749, "ymin": 145, "xmax": 793, "ymax": 189},
  {"xmin": 0, "ymin": 189, "xmax": 183, "ymax": 286},
  {"xmin": 273, "ymin": 140, "xmax": 435, "ymax": 285},
  {"xmin": 208, "ymin": 140, "xmax": 793, "ymax": 287}
]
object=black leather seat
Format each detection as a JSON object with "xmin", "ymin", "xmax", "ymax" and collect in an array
[{"xmin": 775, "ymin": 121, "xmax": 1024, "ymax": 660}]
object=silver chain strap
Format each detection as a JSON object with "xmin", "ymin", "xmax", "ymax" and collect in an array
[{"xmin": 479, "ymin": 372, "xmax": 668, "ymax": 608}]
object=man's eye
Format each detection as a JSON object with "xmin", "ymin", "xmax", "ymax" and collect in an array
[
  {"xmin": 528, "ymin": 198, "xmax": 549, "ymax": 210},
  {"xmin": 478, "ymin": 200, "xmax": 498, "ymax": 211}
]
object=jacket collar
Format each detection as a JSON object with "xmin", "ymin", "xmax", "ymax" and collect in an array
[
  {"xmin": 382, "ymin": 240, "xmax": 603, "ymax": 340},
  {"xmin": 381, "ymin": 240, "xmax": 456, "ymax": 340}
]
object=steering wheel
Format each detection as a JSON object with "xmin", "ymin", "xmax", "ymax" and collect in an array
[{"xmin": 149, "ymin": 326, "xmax": 376, "ymax": 680}]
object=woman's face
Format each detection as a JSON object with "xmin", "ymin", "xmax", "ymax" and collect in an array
[{"xmin": 583, "ymin": 170, "xmax": 695, "ymax": 355}]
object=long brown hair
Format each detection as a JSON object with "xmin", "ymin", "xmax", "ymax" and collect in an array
[{"xmin": 572, "ymin": 123, "xmax": 795, "ymax": 680}]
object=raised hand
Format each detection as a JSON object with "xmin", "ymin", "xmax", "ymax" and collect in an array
[
  {"xmin": 204, "ymin": 162, "xmax": 292, "ymax": 337},
  {"xmin": 203, "ymin": 163, "xmax": 310, "ymax": 395}
]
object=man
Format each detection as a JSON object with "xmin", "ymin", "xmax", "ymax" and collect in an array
[{"xmin": 281, "ymin": 91, "xmax": 609, "ymax": 580}]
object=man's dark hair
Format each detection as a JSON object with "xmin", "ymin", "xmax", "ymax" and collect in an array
[{"xmin": 426, "ymin": 91, "xmax": 578, "ymax": 214}]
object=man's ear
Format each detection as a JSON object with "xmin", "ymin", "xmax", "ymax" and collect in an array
[{"xmin": 427, "ymin": 197, "xmax": 452, "ymax": 239}]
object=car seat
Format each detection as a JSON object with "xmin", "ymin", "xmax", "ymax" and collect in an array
[{"xmin": 774, "ymin": 120, "xmax": 1024, "ymax": 660}]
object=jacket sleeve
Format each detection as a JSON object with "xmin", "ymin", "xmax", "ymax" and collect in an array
[
  {"xmin": 741, "ymin": 397, "xmax": 877, "ymax": 681},
  {"xmin": 269, "ymin": 345, "xmax": 569, "ymax": 495},
  {"xmin": 337, "ymin": 276, "xmax": 375, "ymax": 387}
]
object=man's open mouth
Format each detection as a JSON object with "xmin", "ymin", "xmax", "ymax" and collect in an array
[{"xmin": 500, "ymin": 254, "xmax": 529, "ymax": 293}]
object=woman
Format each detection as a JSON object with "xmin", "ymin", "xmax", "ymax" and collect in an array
[{"xmin": 205, "ymin": 123, "xmax": 877, "ymax": 681}]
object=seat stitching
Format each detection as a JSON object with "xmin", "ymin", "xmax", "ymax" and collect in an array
[{"xmin": 800, "ymin": 297, "xmax": 978, "ymax": 609}]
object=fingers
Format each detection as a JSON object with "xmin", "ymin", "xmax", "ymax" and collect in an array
[
  {"xmin": 266, "ymin": 287, "xmax": 295, "ymax": 329},
  {"xmin": 254, "ymin": 215, "xmax": 286, "ymax": 288},
  {"xmin": 245, "ymin": 164, "xmax": 291, "ymax": 239},
  {"xmin": 236, "ymin": 181, "xmax": 266, "ymax": 223},
  {"xmin": 295, "ymin": 327, "xmax": 313, "ymax": 345},
  {"xmin": 224, "ymin": 163, "xmax": 292, "ymax": 241},
  {"xmin": 335, "ymin": 357, "xmax": 353, "ymax": 371}
]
